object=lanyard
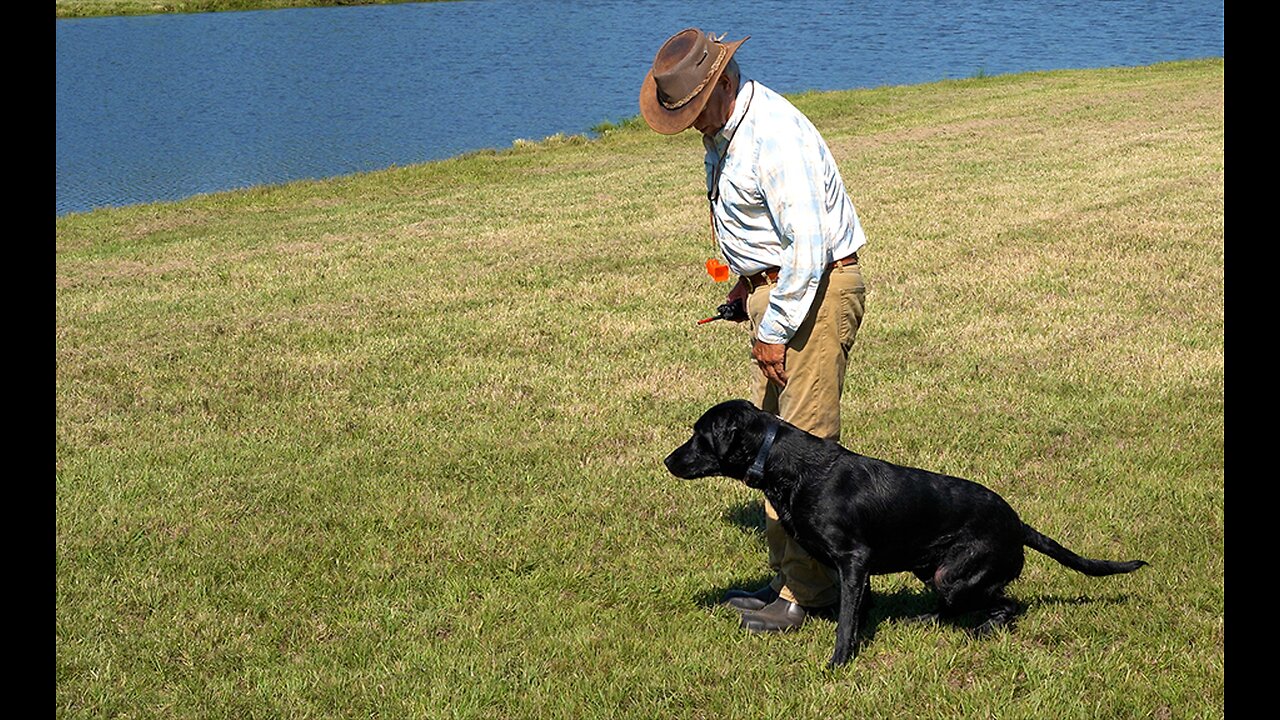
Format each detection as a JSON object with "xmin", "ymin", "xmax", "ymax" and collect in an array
[{"xmin": 706, "ymin": 81, "xmax": 757, "ymax": 258}]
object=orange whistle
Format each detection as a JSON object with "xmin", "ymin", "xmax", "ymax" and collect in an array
[{"xmin": 705, "ymin": 258, "xmax": 730, "ymax": 282}]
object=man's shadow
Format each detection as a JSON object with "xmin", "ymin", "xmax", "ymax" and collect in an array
[{"xmin": 691, "ymin": 499, "xmax": 1134, "ymax": 638}]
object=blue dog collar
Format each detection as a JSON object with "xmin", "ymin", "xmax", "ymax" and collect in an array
[{"xmin": 746, "ymin": 421, "xmax": 779, "ymax": 482}]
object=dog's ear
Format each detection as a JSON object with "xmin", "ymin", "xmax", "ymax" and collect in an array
[{"xmin": 704, "ymin": 399, "xmax": 765, "ymax": 468}]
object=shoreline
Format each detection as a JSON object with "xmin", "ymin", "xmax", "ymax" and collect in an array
[{"xmin": 55, "ymin": 0, "xmax": 451, "ymax": 20}]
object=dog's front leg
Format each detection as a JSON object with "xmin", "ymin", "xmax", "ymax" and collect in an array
[{"xmin": 828, "ymin": 553, "xmax": 870, "ymax": 668}]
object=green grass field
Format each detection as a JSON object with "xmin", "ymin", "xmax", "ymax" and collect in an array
[{"xmin": 56, "ymin": 60, "xmax": 1224, "ymax": 718}]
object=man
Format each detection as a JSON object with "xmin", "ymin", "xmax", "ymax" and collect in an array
[{"xmin": 640, "ymin": 29, "xmax": 868, "ymax": 633}]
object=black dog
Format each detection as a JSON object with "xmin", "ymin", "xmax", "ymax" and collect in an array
[{"xmin": 664, "ymin": 400, "xmax": 1147, "ymax": 667}]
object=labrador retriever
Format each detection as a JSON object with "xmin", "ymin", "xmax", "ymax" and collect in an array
[{"xmin": 664, "ymin": 400, "xmax": 1147, "ymax": 667}]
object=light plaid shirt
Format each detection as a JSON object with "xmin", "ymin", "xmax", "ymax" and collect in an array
[{"xmin": 704, "ymin": 79, "xmax": 866, "ymax": 344}]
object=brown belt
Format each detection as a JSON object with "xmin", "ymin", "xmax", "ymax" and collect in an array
[{"xmin": 744, "ymin": 252, "xmax": 859, "ymax": 290}]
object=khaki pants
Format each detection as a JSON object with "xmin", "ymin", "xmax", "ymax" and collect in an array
[{"xmin": 747, "ymin": 262, "xmax": 865, "ymax": 607}]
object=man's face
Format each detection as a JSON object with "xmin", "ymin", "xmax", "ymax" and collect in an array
[{"xmin": 693, "ymin": 75, "xmax": 737, "ymax": 138}]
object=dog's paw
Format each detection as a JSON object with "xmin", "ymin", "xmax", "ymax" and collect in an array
[
  {"xmin": 969, "ymin": 616, "xmax": 1017, "ymax": 638},
  {"xmin": 827, "ymin": 645, "xmax": 858, "ymax": 668}
]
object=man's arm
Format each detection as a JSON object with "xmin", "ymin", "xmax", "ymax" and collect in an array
[{"xmin": 754, "ymin": 125, "xmax": 831, "ymax": 386}]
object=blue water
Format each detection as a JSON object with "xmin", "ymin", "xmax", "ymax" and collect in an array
[{"xmin": 55, "ymin": 0, "xmax": 1224, "ymax": 215}]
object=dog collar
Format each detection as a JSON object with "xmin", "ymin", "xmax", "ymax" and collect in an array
[{"xmin": 746, "ymin": 421, "xmax": 779, "ymax": 482}]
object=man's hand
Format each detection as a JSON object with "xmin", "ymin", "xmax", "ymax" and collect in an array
[
  {"xmin": 753, "ymin": 339, "xmax": 788, "ymax": 387},
  {"xmin": 725, "ymin": 277, "xmax": 749, "ymax": 322}
]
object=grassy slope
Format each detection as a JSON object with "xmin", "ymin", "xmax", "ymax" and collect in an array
[
  {"xmin": 56, "ymin": 0, "xmax": 440, "ymax": 19},
  {"xmin": 56, "ymin": 60, "xmax": 1224, "ymax": 719}
]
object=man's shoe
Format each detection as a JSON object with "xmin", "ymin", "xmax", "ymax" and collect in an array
[
  {"xmin": 721, "ymin": 584, "xmax": 780, "ymax": 612},
  {"xmin": 738, "ymin": 597, "xmax": 838, "ymax": 634}
]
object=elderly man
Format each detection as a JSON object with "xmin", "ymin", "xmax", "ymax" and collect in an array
[{"xmin": 641, "ymin": 29, "xmax": 868, "ymax": 633}]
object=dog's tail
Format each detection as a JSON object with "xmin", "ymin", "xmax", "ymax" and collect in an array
[{"xmin": 1022, "ymin": 524, "xmax": 1147, "ymax": 576}]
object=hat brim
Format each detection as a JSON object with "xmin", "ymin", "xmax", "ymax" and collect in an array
[{"xmin": 639, "ymin": 36, "xmax": 748, "ymax": 135}]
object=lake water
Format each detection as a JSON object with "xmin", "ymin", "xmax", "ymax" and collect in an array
[{"xmin": 55, "ymin": 0, "xmax": 1224, "ymax": 215}]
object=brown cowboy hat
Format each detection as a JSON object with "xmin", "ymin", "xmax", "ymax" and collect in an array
[{"xmin": 639, "ymin": 28, "xmax": 749, "ymax": 135}]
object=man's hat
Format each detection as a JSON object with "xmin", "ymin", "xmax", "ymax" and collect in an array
[{"xmin": 639, "ymin": 28, "xmax": 749, "ymax": 135}]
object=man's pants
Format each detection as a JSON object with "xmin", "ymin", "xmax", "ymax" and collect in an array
[{"xmin": 746, "ymin": 261, "xmax": 866, "ymax": 608}]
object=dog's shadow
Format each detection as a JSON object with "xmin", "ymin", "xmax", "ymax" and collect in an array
[
  {"xmin": 722, "ymin": 499, "xmax": 767, "ymax": 537},
  {"xmin": 1021, "ymin": 593, "xmax": 1136, "ymax": 609},
  {"xmin": 691, "ymin": 578, "xmax": 938, "ymax": 643}
]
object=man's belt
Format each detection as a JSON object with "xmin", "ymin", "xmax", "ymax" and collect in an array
[{"xmin": 744, "ymin": 252, "xmax": 859, "ymax": 291}]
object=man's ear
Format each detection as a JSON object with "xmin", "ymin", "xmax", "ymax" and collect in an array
[{"xmin": 720, "ymin": 73, "xmax": 736, "ymax": 95}]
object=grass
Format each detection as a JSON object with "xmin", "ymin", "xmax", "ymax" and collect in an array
[
  {"xmin": 55, "ymin": 0, "xmax": 448, "ymax": 19},
  {"xmin": 56, "ymin": 59, "xmax": 1224, "ymax": 718}
]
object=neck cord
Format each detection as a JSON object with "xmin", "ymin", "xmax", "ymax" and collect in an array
[{"xmin": 707, "ymin": 81, "xmax": 757, "ymax": 250}]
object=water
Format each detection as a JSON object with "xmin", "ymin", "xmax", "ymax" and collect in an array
[{"xmin": 55, "ymin": 0, "xmax": 1224, "ymax": 215}]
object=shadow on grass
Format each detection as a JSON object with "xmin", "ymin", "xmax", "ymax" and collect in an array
[
  {"xmin": 1021, "ymin": 592, "xmax": 1137, "ymax": 608},
  {"xmin": 682, "ymin": 501, "xmax": 772, "ymax": 608},
  {"xmin": 691, "ymin": 574, "xmax": 777, "ymax": 608},
  {"xmin": 684, "ymin": 501, "xmax": 772, "ymax": 609},
  {"xmin": 689, "ymin": 583, "xmax": 939, "ymax": 642},
  {"xmin": 872, "ymin": 589, "xmax": 1136, "ymax": 635},
  {"xmin": 721, "ymin": 499, "xmax": 765, "ymax": 537},
  {"xmin": 692, "ymin": 578, "xmax": 1136, "ymax": 638}
]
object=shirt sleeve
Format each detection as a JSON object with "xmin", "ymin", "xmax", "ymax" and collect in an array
[{"xmin": 755, "ymin": 126, "xmax": 830, "ymax": 345}]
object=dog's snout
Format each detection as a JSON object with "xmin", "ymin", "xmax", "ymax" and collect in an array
[{"xmin": 664, "ymin": 439, "xmax": 703, "ymax": 479}]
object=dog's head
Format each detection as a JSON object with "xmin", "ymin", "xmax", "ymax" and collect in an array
[{"xmin": 664, "ymin": 400, "xmax": 776, "ymax": 484}]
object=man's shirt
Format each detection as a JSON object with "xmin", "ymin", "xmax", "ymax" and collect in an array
[{"xmin": 704, "ymin": 79, "xmax": 867, "ymax": 345}]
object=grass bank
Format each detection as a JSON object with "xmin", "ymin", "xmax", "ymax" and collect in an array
[
  {"xmin": 56, "ymin": 60, "xmax": 1224, "ymax": 718},
  {"xmin": 56, "ymin": 0, "xmax": 443, "ymax": 19}
]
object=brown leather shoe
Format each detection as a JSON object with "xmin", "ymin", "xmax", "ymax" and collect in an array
[
  {"xmin": 721, "ymin": 584, "xmax": 780, "ymax": 612},
  {"xmin": 738, "ymin": 597, "xmax": 838, "ymax": 633}
]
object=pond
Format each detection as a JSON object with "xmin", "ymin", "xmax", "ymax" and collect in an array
[{"xmin": 55, "ymin": 0, "xmax": 1224, "ymax": 215}]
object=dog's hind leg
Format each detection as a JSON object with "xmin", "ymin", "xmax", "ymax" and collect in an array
[
  {"xmin": 828, "ymin": 553, "xmax": 871, "ymax": 668},
  {"xmin": 936, "ymin": 584, "xmax": 1018, "ymax": 634},
  {"xmin": 932, "ymin": 545, "xmax": 1023, "ymax": 633},
  {"xmin": 913, "ymin": 569, "xmax": 937, "ymax": 592}
]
